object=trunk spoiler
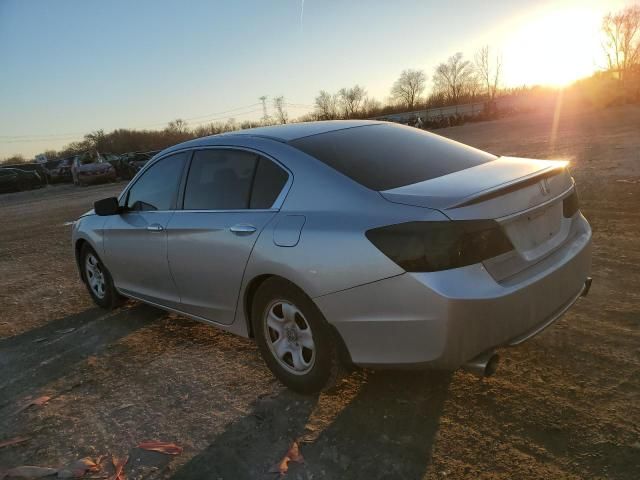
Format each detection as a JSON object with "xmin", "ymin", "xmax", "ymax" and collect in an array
[
  {"xmin": 448, "ymin": 162, "xmax": 567, "ymax": 209},
  {"xmin": 380, "ymin": 157, "xmax": 568, "ymax": 211}
]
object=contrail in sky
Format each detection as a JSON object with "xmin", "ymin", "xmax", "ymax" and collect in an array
[{"xmin": 300, "ymin": 0, "xmax": 305, "ymax": 33}]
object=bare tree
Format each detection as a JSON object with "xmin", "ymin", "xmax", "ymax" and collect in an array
[
  {"xmin": 83, "ymin": 129, "xmax": 111, "ymax": 153},
  {"xmin": 463, "ymin": 75, "xmax": 482, "ymax": 99},
  {"xmin": 433, "ymin": 52, "xmax": 476, "ymax": 104},
  {"xmin": 43, "ymin": 150, "xmax": 59, "ymax": 161},
  {"xmin": 273, "ymin": 96, "xmax": 289, "ymax": 124},
  {"xmin": 167, "ymin": 119, "xmax": 189, "ymax": 134},
  {"xmin": 225, "ymin": 118, "xmax": 238, "ymax": 131},
  {"xmin": 602, "ymin": 5, "xmax": 640, "ymax": 82},
  {"xmin": 314, "ymin": 90, "xmax": 339, "ymax": 119},
  {"xmin": 362, "ymin": 96, "xmax": 382, "ymax": 116},
  {"xmin": 390, "ymin": 69, "xmax": 427, "ymax": 109},
  {"xmin": 338, "ymin": 85, "xmax": 366, "ymax": 118},
  {"xmin": 475, "ymin": 45, "xmax": 502, "ymax": 100}
]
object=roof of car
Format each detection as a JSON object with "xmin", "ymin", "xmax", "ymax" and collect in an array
[
  {"xmin": 221, "ymin": 120, "xmax": 383, "ymax": 142},
  {"xmin": 157, "ymin": 120, "xmax": 384, "ymax": 157}
]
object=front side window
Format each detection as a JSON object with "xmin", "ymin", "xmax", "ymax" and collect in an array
[
  {"xmin": 125, "ymin": 152, "xmax": 187, "ymax": 211},
  {"xmin": 184, "ymin": 150, "xmax": 257, "ymax": 210},
  {"xmin": 183, "ymin": 149, "xmax": 289, "ymax": 210}
]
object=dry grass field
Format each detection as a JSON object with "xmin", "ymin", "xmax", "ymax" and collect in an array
[{"xmin": 0, "ymin": 104, "xmax": 638, "ymax": 479}]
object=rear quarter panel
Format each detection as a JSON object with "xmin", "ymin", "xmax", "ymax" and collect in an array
[{"xmin": 230, "ymin": 139, "xmax": 449, "ymax": 336}]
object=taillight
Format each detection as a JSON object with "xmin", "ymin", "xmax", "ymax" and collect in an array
[{"xmin": 366, "ymin": 220, "xmax": 513, "ymax": 272}]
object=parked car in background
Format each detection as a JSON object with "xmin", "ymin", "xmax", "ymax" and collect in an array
[
  {"xmin": 43, "ymin": 160, "xmax": 59, "ymax": 183},
  {"xmin": 104, "ymin": 154, "xmax": 133, "ymax": 180},
  {"xmin": 73, "ymin": 121, "xmax": 592, "ymax": 393},
  {"xmin": 127, "ymin": 151, "xmax": 159, "ymax": 177},
  {"xmin": 104, "ymin": 151, "xmax": 155, "ymax": 180},
  {"xmin": 71, "ymin": 153, "xmax": 117, "ymax": 186},
  {"xmin": 0, "ymin": 167, "xmax": 44, "ymax": 193},
  {"xmin": 43, "ymin": 158, "xmax": 73, "ymax": 183},
  {"xmin": 1, "ymin": 163, "xmax": 47, "ymax": 187}
]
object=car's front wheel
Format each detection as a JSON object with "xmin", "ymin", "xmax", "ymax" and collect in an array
[
  {"xmin": 252, "ymin": 278, "xmax": 343, "ymax": 394},
  {"xmin": 80, "ymin": 244, "xmax": 123, "ymax": 309}
]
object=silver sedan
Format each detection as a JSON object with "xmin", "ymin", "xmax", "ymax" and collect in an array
[{"xmin": 72, "ymin": 120, "xmax": 592, "ymax": 392}]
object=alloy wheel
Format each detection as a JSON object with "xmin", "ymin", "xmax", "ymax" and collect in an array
[
  {"xmin": 85, "ymin": 253, "xmax": 106, "ymax": 299},
  {"xmin": 263, "ymin": 300, "xmax": 316, "ymax": 375}
]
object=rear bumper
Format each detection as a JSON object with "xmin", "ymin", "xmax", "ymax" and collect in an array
[{"xmin": 315, "ymin": 215, "xmax": 592, "ymax": 369}]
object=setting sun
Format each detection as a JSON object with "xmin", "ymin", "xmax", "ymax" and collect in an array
[{"xmin": 500, "ymin": 6, "xmax": 604, "ymax": 86}]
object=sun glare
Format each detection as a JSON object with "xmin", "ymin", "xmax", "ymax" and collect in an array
[{"xmin": 501, "ymin": 7, "xmax": 603, "ymax": 87}]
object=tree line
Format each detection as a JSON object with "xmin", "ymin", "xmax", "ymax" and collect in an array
[{"xmin": 309, "ymin": 45, "xmax": 501, "ymax": 122}]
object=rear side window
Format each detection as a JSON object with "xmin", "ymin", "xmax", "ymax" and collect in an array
[
  {"xmin": 126, "ymin": 152, "xmax": 187, "ymax": 211},
  {"xmin": 250, "ymin": 157, "xmax": 289, "ymax": 208},
  {"xmin": 290, "ymin": 123, "xmax": 496, "ymax": 191}
]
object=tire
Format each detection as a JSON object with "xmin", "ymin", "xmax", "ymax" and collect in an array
[
  {"xmin": 252, "ymin": 278, "xmax": 343, "ymax": 394},
  {"xmin": 80, "ymin": 244, "xmax": 123, "ymax": 309}
]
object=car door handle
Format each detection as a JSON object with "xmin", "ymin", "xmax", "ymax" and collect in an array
[
  {"xmin": 146, "ymin": 223, "xmax": 164, "ymax": 232},
  {"xmin": 230, "ymin": 224, "xmax": 257, "ymax": 235}
]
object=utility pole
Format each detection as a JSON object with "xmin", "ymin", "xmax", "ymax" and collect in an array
[{"xmin": 259, "ymin": 96, "xmax": 270, "ymax": 124}]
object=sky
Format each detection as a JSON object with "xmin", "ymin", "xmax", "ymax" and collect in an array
[{"xmin": 0, "ymin": 0, "xmax": 631, "ymax": 158}]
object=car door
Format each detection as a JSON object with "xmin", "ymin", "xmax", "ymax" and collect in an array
[
  {"xmin": 103, "ymin": 151, "xmax": 188, "ymax": 308},
  {"xmin": 167, "ymin": 148, "xmax": 290, "ymax": 324}
]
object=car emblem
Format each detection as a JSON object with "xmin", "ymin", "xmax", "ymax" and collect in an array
[
  {"xmin": 285, "ymin": 326, "xmax": 298, "ymax": 343},
  {"xmin": 539, "ymin": 178, "xmax": 551, "ymax": 196}
]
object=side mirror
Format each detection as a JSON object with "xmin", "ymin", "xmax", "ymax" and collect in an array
[{"xmin": 94, "ymin": 197, "xmax": 120, "ymax": 216}]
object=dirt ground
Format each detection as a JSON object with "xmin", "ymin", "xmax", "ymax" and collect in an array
[{"xmin": 1, "ymin": 104, "xmax": 639, "ymax": 479}]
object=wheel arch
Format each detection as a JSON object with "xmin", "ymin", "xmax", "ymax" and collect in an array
[
  {"xmin": 242, "ymin": 273, "xmax": 353, "ymax": 366},
  {"xmin": 243, "ymin": 273, "xmax": 279, "ymax": 338},
  {"xmin": 75, "ymin": 238, "xmax": 89, "ymax": 282}
]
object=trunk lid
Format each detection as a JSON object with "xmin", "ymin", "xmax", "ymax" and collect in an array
[
  {"xmin": 380, "ymin": 157, "xmax": 570, "ymax": 215},
  {"xmin": 380, "ymin": 157, "xmax": 577, "ymax": 281}
]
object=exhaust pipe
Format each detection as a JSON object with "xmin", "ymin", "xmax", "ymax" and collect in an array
[{"xmin": 463, "ymin": 351, "xmax": 500, "ymax": 377}]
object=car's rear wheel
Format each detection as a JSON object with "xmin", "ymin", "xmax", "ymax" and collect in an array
[
  {"xmin": 252, "ymin": 278, "xmax": 343, "ymax": 394},
  {"xmin": 80, "ymin": 244, "xmax": 123, "ymax": 309}
]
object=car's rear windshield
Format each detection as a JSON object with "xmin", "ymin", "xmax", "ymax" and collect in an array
[{"xmin": 289, "ymin": 123, "xmax": 497, "ymax": 191}]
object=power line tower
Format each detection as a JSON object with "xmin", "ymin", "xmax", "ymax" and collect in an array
[{"xmin": 259, "ymin": 96, "xmax": 271, "ymax": 124}]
